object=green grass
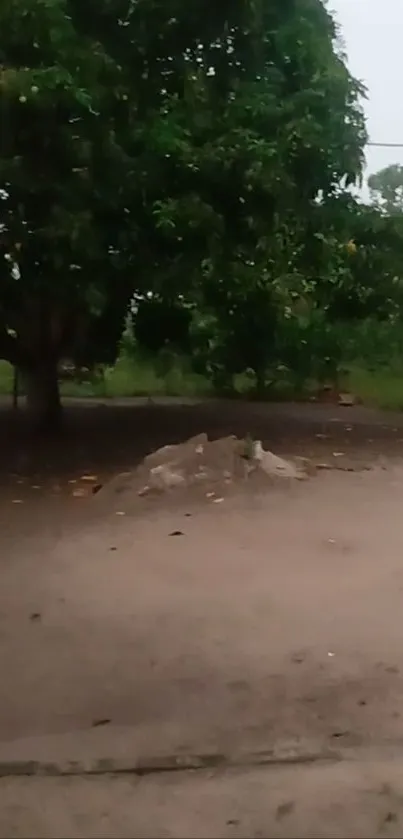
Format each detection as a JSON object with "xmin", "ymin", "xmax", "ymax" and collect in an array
[
  {"xmin": 0, "ymin": 361, "xmax": 15, "ymax": 395},
  {"xmin": 345, "ymin": 365, "xmax": 403, "ymax": 411},
  {"xmin": 2, "ymin": 355, "xmax": 403, "ymax": 411},
  {"xmin": 0, "ymin": 357, "xmax": 212, "ymax": 400}
]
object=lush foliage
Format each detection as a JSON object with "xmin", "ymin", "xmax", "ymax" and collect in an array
[{"xmin": 4, "ymin": 0, "xmax": 403, "ymax": 424}]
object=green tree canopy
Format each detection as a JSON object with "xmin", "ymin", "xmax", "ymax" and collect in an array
[{"xmin": 0, "ymin": 0, "xmax": 367, "ymax": 425}]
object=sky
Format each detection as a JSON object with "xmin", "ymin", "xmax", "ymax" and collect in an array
[{"xmin": 330, "ymin": 0, "xmax": 403, "ymax": 189}]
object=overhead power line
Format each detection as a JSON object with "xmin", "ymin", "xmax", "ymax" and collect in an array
[{"xmin": 367, "ymin": 142, "xmax": 403, "ymax": 148}]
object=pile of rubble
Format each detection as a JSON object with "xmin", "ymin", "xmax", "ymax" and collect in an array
[{"xmin": 95, "ymin": 433, "xmax": 310, "ymax": 511}]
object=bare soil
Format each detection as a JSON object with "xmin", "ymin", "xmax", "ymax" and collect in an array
[
  {"xmin": 3, "ymin": 757, "xmax": 403, "ymax": 839},
  {"xmin": 2, "ymin": 398, "xmax": 403, "ymax": 836}
]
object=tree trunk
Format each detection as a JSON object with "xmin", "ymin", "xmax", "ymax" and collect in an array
[
  {"xmin": 254, "ymin": 368, "xmax": 266, "ymax": 398},
  {"xmin": 12, "ymin": 367, "xmax": 19, "ymax": 411},
  {"xmin": 24, "ymin": 361, "xmax": 62, "ymax": 432}
]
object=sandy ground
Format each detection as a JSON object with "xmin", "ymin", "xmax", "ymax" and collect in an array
[
  {"xmin": 4, "ymin": 756, "xmax": 403, "ymax": 838},
  {"xmin": 2, "ymin": 400, "xmax": 403, "ymax": 836}
]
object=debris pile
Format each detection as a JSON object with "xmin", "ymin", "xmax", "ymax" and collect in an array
[{"xmin": 95, "ymin": 433, "xmax": 309, "ymax": 511}]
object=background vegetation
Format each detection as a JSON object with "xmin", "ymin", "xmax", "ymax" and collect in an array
[{"xmin": 2, "ymin": 0, "xmax": 403, "ymax": 423}]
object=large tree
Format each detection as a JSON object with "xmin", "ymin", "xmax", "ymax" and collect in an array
[
  {"xmin": 0, "ymin": 0, "xmax": 137, "ymax": 427},
  {"xmin": 130, "ymin": 0, "xmax": 367, "ymax": 388},
  {"xmin": 0, "ymin": 0, "xmax": 367, "ymax": 425}
]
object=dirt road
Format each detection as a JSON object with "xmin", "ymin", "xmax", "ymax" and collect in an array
[
  {"xmin": 3, "ymin": 755, "xmax": 403, "ymax": 838},
  {"xmin": 2, "ymin": 401, "xmax": 403, "ymax": 836}
]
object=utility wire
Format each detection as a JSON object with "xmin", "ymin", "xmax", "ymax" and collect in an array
[{"xmin": 367, "ymin": 142, "xmax": 403, "ymax": 148}]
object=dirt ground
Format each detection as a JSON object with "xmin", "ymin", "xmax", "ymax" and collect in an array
[{"xmin": 3, "ymin": 398, "xmax": 403, "ymax": 836}]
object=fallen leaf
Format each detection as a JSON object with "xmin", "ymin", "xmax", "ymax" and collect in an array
[
  {"xmin": 383, "ymin": 812, "xmax": 398, "ymax": 826},
  {"xmin": 276, "ymin": 801, "xmax": 295, "ymax": 821},
  {"xmin": 291, "ymin": 653, "xmax": 305, "ymax": 664}
]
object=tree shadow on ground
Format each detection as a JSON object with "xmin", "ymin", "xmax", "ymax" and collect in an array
[{"xmin": 1, "ymin": 399, "xmax": 402, "ymax": 491}]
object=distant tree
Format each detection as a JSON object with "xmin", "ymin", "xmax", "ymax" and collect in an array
[{"xmin": 368, "ymin": 164, "xmax": 403, "ymax": 214}]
